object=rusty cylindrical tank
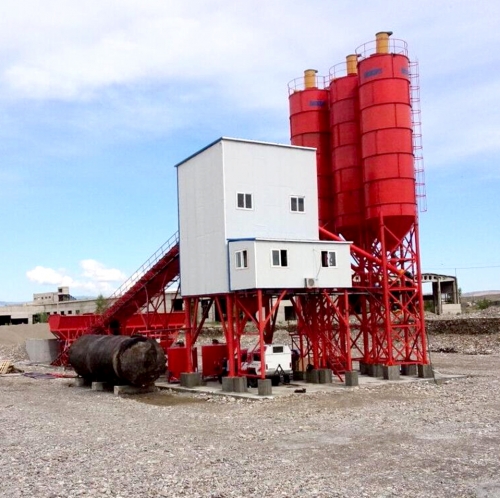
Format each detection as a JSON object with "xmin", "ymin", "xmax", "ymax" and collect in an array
[
  {"xmin": 289, "ymin": 70, "xmax": 333, "ymax": 230},
  {"xmin": 68, "ymin": 335, "xmax": 166, "ymax": 387},
  {"xmin": 358, "ymin": 32, "xmax": 416, "ymax": 244}
]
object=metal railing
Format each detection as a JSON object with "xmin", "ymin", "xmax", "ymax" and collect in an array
[
  {"xmin": 409, "ymin": 60, "xmax": 427, "ymax": 213},
  {"xmin": 287, "ymin": 74, "xmax": 329, "ymax": 94},
  {"xmin": 355, "ymin": 37, "xmax": 408, "ymax": 60},
  {"xmin": 109, "ymin": 231, "xmax": 180, "ymax": 299}
]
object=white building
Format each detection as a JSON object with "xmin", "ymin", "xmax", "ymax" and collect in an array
[
  {"xmin": 0, "ymin": 288, "xmax": 100, "ymax": 325},
  {"xmin": 176, "ymin": 138, "xmax": 352, "ymax": 297}
]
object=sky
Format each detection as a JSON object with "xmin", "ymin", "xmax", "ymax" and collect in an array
[{"xmin": 1, "ymin": 0, "xmax": 499, "ymax": 301}]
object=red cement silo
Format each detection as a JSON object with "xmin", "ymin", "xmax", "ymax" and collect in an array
[
  {"xmin": 329, "ymin": 55, "xmax": 363, "ymax": 244},
  {"xmin": 289, "ymin": 70, "xmax": 333, "ymax": 230},
  {"xmin": 358, "ymin": 32, "xmax": 416, "ymax": 243}
]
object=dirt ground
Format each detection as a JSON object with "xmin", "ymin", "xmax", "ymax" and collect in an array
[{"xmin": 1, "ymin": 319, "xmax": 500, "ymax": 497}]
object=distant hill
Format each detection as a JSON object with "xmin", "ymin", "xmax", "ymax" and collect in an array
[
  {"xmin": 0, "ymin": 301, "xmax": 22, "ymax": 307},
  {"xmin": 462, "ymin": 291, "xmax": 500, "ymax": 298}
]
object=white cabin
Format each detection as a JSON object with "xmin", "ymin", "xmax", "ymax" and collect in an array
[{"xmin": 176, "ymin": 138, "xmax": 352, "ymax": 296}]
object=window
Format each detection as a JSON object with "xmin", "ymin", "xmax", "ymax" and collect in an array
[
  {"xmin": 173, "ymin": 299, "xmax": 184, "ymax": 311},
  {"xmin": 237, "ymin": 192, "xmax": 253, "ymax": 210},
  {"xmin": 235, "ymin": 250, "xmax": 248, "ymax": 269},
  {"xmin": 321, "ymin": 250, "xmax": 337, "ymax": 267},
  {"xmin": 271, "ymin": 249, "xmax": 288, "ymax": 267},
  {"xmin": 290, "ymin": 196, "xmax": 305, "ymax": 212},
  {"xmin": 272, "ymin": 346, "xmax": 284, "ymax": 353}
]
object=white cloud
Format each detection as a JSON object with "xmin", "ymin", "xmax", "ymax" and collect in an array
[
  {"xmin": 2, "ymin": 1, "xmax": 500, "ymax": 165},
  {"xmin": 80, "ymin": 259, "xmax": 126, "ymax": 283},
  {"xmin": 26, "ymin": 266, "xmax": 74, "ymax": 286},
  {"xmin": 26, "ymin": 260, "xmax": 126, "ymax": 296}
]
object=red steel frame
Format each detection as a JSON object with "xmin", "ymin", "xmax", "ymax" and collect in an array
[
  {"xmin": 49, "ymin": 233, "xmax": 184, "ymax": 365},
  {"xmin": 50, "ymin": 35, "xmax": 429, "ymax": 382}
]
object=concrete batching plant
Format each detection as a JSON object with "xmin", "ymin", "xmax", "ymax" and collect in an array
[{"xmin": 49, "ymin": 32, "xmax": 432, "ymax": 392}]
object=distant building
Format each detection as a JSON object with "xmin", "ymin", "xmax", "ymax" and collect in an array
[
  {"xmin": 422, "ymin": 273, "xmax": 461, "ymax": 315},
  {"xmin": 0, "ymin": 287, "xmax": 100, "ymax": 325}
]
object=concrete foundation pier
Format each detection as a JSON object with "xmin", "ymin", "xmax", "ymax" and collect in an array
[
  {"xmin": 91, "ymin": 381, "xmax": 113, "ymax": 392},
  {"xmin": 257, "ymin": 379, "xmax": 272, "ymax": 396},
  {"xmin": 367, "ymin": 364, "xmax": 384, "ymax": 377},
  {"xmin": 383, "ymin": 365, "xmax": 400, "ymax": 381},
  {"xmin": 345, "ymin": 371, "xmax": 359, "ymax": 387},
  {"xmin": 317, "ymin": 369, "xmax": 333, "ymax": 384},
  {"xmin": 401, "ymin": 364, "xmax": 418, "ymax": 376},
  {"xmin": 74, "ymin": 377, "xmax": 91, "ymax": 387},
  {"xmin": 306, "ymin": 369, "xmax": 320, "ymax": 383},
  {"xmin": 222, "ymin": 376, "xmax": 247, "ymax": 393},
  {"xmin": 418, "ymin": 364, "xmax": 434, "ymax": 379},
  {"xmin": 180, "ymin": 372, "xmax": 202, "ymax": 388}
]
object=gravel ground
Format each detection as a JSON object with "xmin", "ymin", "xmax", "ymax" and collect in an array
[
  {"xmin": 1, "ymin": 314, "xmax": 500, "ymax": 497},
  {"xmin": 1, "ymin": 352, "xmax": 499, "ymax": 497}
]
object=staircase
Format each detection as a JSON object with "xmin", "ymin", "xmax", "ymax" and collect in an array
[{"xmin": 94, "ymin": 232, "xmax": 180, "ymax": 332}]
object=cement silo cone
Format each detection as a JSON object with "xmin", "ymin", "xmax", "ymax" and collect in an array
[
  {"xmin": 289, "ymin": 70, "xmax": 333, "ymax": 230},
  {"xmin": 330, "ymin": 56, "xmax": 364, "ymax": 244},
  {"xmin": 358, "ymin": 50, "xmax": 416, "ymax": 244}
]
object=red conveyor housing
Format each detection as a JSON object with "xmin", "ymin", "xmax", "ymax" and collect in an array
[{"xmin": 49, "ymin": 232, "xmax": 183, "ymax": 365}]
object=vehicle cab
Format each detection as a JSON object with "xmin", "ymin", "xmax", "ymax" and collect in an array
[{"xmin": 242, "ymin": 343, "xmax": 293, "ymax": 385}]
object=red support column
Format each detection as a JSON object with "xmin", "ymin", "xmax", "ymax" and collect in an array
[
  {"xmin": 414, "ymin": 222, "xmax": 429, "ymax": 364},
  {"xmin": 183, "ymin": 297, "xmax": 193, "ymax": 372},
  {"xmin": 379, "ymin": 222, "xmax": 395, "ymax": 366},
  {"xmin": 343, "ymin": 290, "xmax": 353, "ymax": 372},
  {"xmin": 257, "ymin": 290, "xmax": 266, "ymax": 380},
  {"xmin": 226, "ymin": 294, "xmax": 235, "ymax": 377}
]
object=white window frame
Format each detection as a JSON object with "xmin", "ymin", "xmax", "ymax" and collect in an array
[
  {"xmin": 321, "ymin": 250, "xmax": 337, "ymax": 268},
  {"xmin": 235, "ymin": 249, "xmax": 248, "ymax": 269},
  {"xmin": 271, "ymin": 249, "xmax": 288, "ymax": 268},
  {"xmin": 237, "ymin": 192, "xmax": 253, "ymax": 210},
  {"xmin": 290, "ymin": 195, "xmax": 305, "ymax": 213}
]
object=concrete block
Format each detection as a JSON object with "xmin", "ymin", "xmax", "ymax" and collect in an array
[
  {"xmin": 25, "ymin": 339, "xmax": 60, "ymax": 364},
  {"xmin": 418, "ymin": 364, "xmax": 434, "ymax": 379},
  {"xmin": 359, "ymin": 362, "xmax": 368, "ymax": 375},
  {"xmin": 221, "ymin": 377, "xmax": 233, "ymax": 392},
  {"xmin": 74, "ymin": 377, "xmax": 90, "ymax": 387},
  {"xmin": 91, "ymin": 381, "xmax": 112, "ymax": 392},
  {"xmin": 306, "ymin": 369, "xmax": 320, "ymax": 383},
  {"xmin": 257, "ymin": 379, "xmax": 272, "ymax": 396},
  {"xmin": 383, "ymin": 365, "xmax": 400, "ymax": 381},
  {"xmin": 114, "ymin": 385, "xmax": 157, "ymax": 396},
  {"xmin": 401, "ymin": 364, "xmax": 418, "ymax": 376},
  {"xmin": 232, "ymin": 376, "xmax": 247, "ymax": 393},
  {"xmin": 367, "ymin": 364, "xmax": 384, "ymax": 377},
  {"xmin": 317, "ymin": 369, "xmax": 333, "ymax": 384},
  {"xmin": 344, "ymin": 370, "xmax": 359, "ymax": 387},
  {"xmin": 221, "ymin": 376, "xmax": 247, "ymax": 393},
  {"xmin": 180, "ymin": 372, "xmax": 202, "ymax": 388}
]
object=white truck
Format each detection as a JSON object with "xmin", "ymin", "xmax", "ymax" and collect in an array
[{"xmin": 241, "ymin": 343, "xmax": 293, "ymax": 386}]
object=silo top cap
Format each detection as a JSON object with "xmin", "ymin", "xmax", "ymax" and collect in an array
[{"xmin": 375, "ymin": 31, "xmax": 393, "ymax": 37}]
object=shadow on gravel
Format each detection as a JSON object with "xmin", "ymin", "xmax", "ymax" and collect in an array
[{"xmin": 133, "ymin": 392, "xmax": 206, "ymax": 407}]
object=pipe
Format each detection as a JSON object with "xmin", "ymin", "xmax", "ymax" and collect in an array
[
  {"xmin": 375, "ymin": 31, "xmax": 393, "ymax": 54},
  {"xmin": 346, "ymin": 54, "xmax": 358, "ymax": 75},
  {"xmin": 304, "ymin": 69, "xmax": 318, "ymax": 89},
  {"xmin": 319, "ymin": 226, "xmax": 409, "ymax": 281}
]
